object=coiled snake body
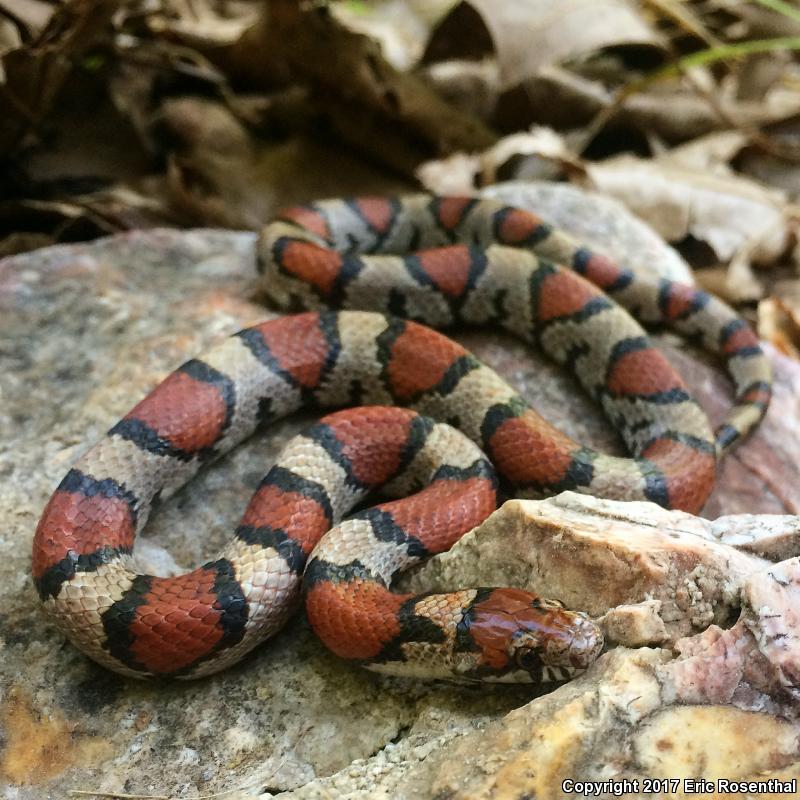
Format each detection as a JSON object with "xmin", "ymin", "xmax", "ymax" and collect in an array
[{"xmin": 33, "ymin": 195, "xmax": 772, "ymax": 681}]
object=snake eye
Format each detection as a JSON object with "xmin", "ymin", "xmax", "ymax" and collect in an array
[{"xmin": 515, "ymin": 648, "xmax": 542, "ymax": 672}]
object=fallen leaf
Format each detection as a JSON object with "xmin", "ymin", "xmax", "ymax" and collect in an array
[
  {"xmin": 333, "ymin": 0, "xmax": 455, "ymax": 71},
  {"xmin": 0, "ymin": 185, "xmax": 179, "ymax": 246},
  {"xmin": 427, "ymin": 0, "xmax": 665, "ymax": 89},
  {"xmin": 417, "ymin": 126, "xmax": 583, "ymax": 193},
  {"xmin": 663, "ymin": 130, "xmax": 750, "ymax": 172},
  {"xmin": 712, "ymin": 0, "xmax": 800, "ymax": 39},
  {"xmin": 415, "ymin": 151, "xmax": 482, "ymax": 195},
  {"xmin": 422, "ymin": 57, "xmax": 501, "ymax": 121},
  {"xmin": 229, "ymin": 0, "xmax": 496, "ymax": 177},
  {"xmin": 144, "ymin": 0, "xmax": 261, "ymax": 50},
  {"xmin": 759, "ymin": 284, "xmax": 800, "ymax": 361},
  {"xmin": 587, "ymin": 154, "xmax": 791, "ymax": 265},
  {"xmin": 0, "ymin": 0, "xmax": 57, "ymax": 40},
  {"xmin": 159, "ymin": 96, "xmax": 410, "ymax": 228},
  {"xmin": 0, "ymin": 0, "xmax": 116, "ymax": 154},
  {"xmin": 0, "ymin": 15, "xmax": 21, "ymax": 75}
]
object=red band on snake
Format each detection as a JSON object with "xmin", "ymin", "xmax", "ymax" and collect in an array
[{"xmin": 32, "ymin": 195, "xmax": 771, "ymax": 681}]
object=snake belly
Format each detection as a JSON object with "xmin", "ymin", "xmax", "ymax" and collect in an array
[{"xmin": 32, "ymin": 195, "xmax": 771, "ymax": 681}]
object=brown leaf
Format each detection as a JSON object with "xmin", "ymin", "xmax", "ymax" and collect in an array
[
  {"xmin": 417, "ymin": 127, "xmax": 583, "ymax": 194},
  {"xmin": 428, "ymin": 0, "xmax": 665, "ymax": 88},
  {"xmin": 229, "ymin": 0, "xmax": 496, "ymax": 176},
  {"xmin": 712, "ymin": 0, "xmax": 800, "ymax": 39},
  {"xmin": 0, "ymin": 0, "xmax": 57, "ymax": 40},
  {"xmin": 0, "ymin": 185, "xmax": 179, "ymax": 246},
  {"xmin": 159, "ymin": 96, "xmax": 410, "ymax": 228},
  {"xmin": 422, "ymin": 58, "xmax": 502, "ymax": 121},
  {"xmin": 143, "ymin": 0, "xmax": 261, "ymax": 51},
  {"xmin": 332, "ymin": 0, "xmax": 455, "ymax": 71},
  {"xmin": 0, "ymin": 0, "xmax": 116, "ymax": 154},
  {"xmin": 587, "ymin": 155, "xmax": 791, "ymax": 266},
  {"xmin": 759, "ymin": 286, "xmax": 800, "ymax": 361}
]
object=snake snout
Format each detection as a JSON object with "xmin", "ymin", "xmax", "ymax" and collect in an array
[
  {"xmin": 500, "ymin": 595, "xmax": 605, "ymax": 682},
  {"xmin": 538, "ymin": 600, "xmax": 605, "ymax": 671},
  {"xmin": 565, "ymin": 613, "xmax": 605, "ymax": 670},
  {"xmin": 534, "ymin": 608, "xmax": 604, "ymax": 671}
]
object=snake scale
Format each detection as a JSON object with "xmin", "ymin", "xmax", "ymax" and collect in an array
[{"xmin": 32, "ymin": 195, "xmax": 772, "ymax": 681}]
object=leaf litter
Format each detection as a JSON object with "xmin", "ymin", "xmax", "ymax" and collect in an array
[{"xmin": 1, "ymin": 0, "xmax": 799, "ymax": 353}]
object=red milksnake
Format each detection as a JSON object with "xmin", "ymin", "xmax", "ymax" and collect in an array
[{"xmin": 32, "ymin": 195, "xmax": 771, "ymax": 681}]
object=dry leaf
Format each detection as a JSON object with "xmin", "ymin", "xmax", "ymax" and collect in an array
[
  {"xmin": 479, "ymin": 128, "xmax": 583, "ymax": 184},
  {"xmin": 0, "ymin": 185, "xmax": 179, "ymax": 245},
  {"xmin": 640, "ymin": 0, "xmax": 721, "ymax": 47},
  {"xmin": 758, "ymin": 287, "xmax": 800, "ymax": 361},
  {"xmin": 503, "ymin": 61, "xmax": 800, "ymax": 145},
  {"xmin": 159, "ymin": 96, "xmax": 409, "ymax": 228},
  {"xmin": 428, "ymin": 0, "xmax": 665, "ymax": 89},
  {"xmin": 737, "ymin": 114, "xmax": 800, "ymax": 200},
  {"xmin": 725, "ymin": 246, "xmax": 766, "ymax": 303},
  {"xmin": 417, "ymin": 127, "xmax": 583, "ymax": 193},
  {"xmin": 587, "ymin": 155, "xmax": 791, "ymax": 266},
  {"xmin": 416, "ymin": 151, "xmax": 482, "ymax": 195},
  {"xmin": 505, "ymin": 65, "xmax": 609, "ymax": 129},
  {"xmin": 619, "ymin": 88, "xmax": 738, "ymax": 143},
  {"xmin": 0, "ymin": 15, "xmax": 19, "ymax": 80},
  {"xmin": 498, "ymin": 67, "xmax": 728, "ymax": 143},
  {"xmin": 0, "ymin": 0, "xmax": 58, "ymax": 40},
  {"xmin": 420, "ymin": 58, "xmax": 501, "ymax": 121},
  {"xmin": 0, "ymin": 0, "xmax": 116, "ymax": 154},
  {"xmin": 230, "ymin": 0, "xmax": 496, "ymax": 177},
  {"xmin": 664, "ymin": 130, "xmax": 750, "ymax": 173},
  {"xmin": 144, "ymin": 0, "xmax": 261, "ymax": 50},
  {"xmin": 333, "ymin": 0, "xmax": 456, "ymax": 71},
  {"xmin": 711, "ymin": 0, "xmax": 800, "ymax": 39}
]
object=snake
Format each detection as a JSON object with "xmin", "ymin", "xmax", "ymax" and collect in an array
[{"xmin": 32, "ymin": 194, "xmax": 772, "ymax": 682}]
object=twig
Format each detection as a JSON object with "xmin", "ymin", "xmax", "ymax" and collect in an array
[
  {"xmin": 577, "ymin": 35, "xmax": 800, "ymax": 159},
  {"xmin": 640, "ymin": 0, "xmax": 722, "ymax": 47},
  {"xmin": 752, "ymin": 0, "xmax": 800, "ymax": 25}
]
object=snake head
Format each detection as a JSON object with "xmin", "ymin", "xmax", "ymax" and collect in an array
[{"xmin": 467, "ymin": 588, "xmax": 604, "ymax": 682}]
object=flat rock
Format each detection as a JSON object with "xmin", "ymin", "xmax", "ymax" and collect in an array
[
  {"xmin": 406, "ymin": 493, "xmax": 800, "ymax": 699},
  {"xmin": 1, "ymin": 184, "xmax": 798, "ymax": 798},
  {"xmin": 403, "ymin": 493, "xmax": 769, "ymax": 643},
  {"xmin": 482, "ymin": 181, "xmax": 694, "ymax": 284},
  {"xmin": 423, "ymin": 649, "xmax": 800, "ymax": 800},
  {"xmin": 0, "ymin": 229, "xmax": 527, "ymax": 799},
  {"xmin": 280, "ymin": 648, "xmax": 800, "ymax": 800}
]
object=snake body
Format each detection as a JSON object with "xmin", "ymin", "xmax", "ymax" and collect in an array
[{"xmin": 32, "ymin": 195, "xmax": 771, "ymax": 680}]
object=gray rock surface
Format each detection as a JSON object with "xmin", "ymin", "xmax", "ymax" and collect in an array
[
  {"xmin": 0, "ymin": 229, "xmax": 529, "ymax": 799},
  {"xmin": 482, "ymin": 181, "xmax": 694, "ymax": 284},
  {"xmin": 1, "ymin": 186, "xmax": 797, "ymax": 798}
]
